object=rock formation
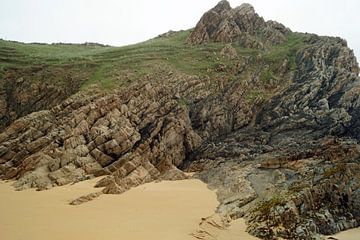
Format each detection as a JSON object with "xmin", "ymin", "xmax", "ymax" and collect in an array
[
  {"xmin": 0, "ymin": 75, "xmax": 203, "ymax": 193},
  {"xmin": 187, "ymin": 0, "xmax": 290, "ymax": 48},
  {"xmin": 0, "ymin": 63, "xmax": 97, "ymax": 130},
  {"xmin": 0, "ymin": 1, "xmax": 359, "ymax": 239}
]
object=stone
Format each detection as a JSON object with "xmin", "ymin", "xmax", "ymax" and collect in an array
[
  {"xmin": 220, "ymin": 44, "xmax": 238, "ymax": 59},
  {"xmin": 90, "ymin": 148, "xmax": 114, "ymax": 167},
  {"xmin": 187, "ymin": 0, "xmax": 290, "ymax": 47},
  {"xmin": 69, "ymin": 191, "xmax": 102, "ymax": 205}
]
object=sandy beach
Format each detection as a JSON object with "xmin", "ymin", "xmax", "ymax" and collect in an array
[
  {"xmin": 1, "ymin": 178, "xmax": 358, "ymax": 240},
  {"xmin": 327, "ymin": 228, "xmax": 360, "ymax": 240},
  {"xmin": 0, "ymin": 178, "xmax": 257, "ymax": 240}
]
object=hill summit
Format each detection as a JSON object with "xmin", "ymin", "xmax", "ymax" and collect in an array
[{"xmin": 187, "ymin": 0, "xmax": 290, "ymax": 48}]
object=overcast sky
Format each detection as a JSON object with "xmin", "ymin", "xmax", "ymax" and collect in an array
[{"xmin": 0, "ymin": 0, "xmax": 359, "ymax": 59}]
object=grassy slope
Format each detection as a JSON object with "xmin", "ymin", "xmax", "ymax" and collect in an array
[{"xmin": 0, "ymin": 31, "xmax": 306, "ymax": 91}]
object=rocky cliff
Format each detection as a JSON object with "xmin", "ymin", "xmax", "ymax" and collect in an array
[
  {"xmin": 187, "ymin": 0, "xmax": 290, "ymax": 48},
  {"xmin": 0, "ymin": 43, "xmax": 100, "ymax": 130},
  {"xmin": 0, "ymin": 1, "xmax": 359, "ymax": 239}
]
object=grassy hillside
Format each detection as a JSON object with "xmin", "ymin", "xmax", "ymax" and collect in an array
[
  {"xmin": 0, "ymin": 30, "xmax": 308, "ymax": 130},
  {"xmin": 0, "ymin": 30, "xmax": 306, "ymax": 91}
]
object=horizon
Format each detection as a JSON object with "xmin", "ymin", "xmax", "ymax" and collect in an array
[{"xmin": 0, "ymin": 0, "xmax": 359, "ymax": 59}]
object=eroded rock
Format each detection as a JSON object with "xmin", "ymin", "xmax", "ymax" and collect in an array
[{"xmin": 187, "ymin": 0, "xmax": 290, "ymax": 47}]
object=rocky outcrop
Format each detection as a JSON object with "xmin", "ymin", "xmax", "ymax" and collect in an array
[
  {"xmin": 220, "ymin": 44, "xmax": 238, "ymax": 60},
  {"xmin": 257, "ymin": 35, "xmax": 360, "ymax": 139},
  {"xmin": 187, "ymin": 0, "xmax": 290, "ymax": 48},
  {"xmin": 188, "ymin": 130, "xmax": 360, "ymax": 239},
  {"xmin": 185, "ymin": 9, "xmax": 360, "ymax": 238},
  {"xmin": 0, "ymin": 63, "xmax": 97, "ymax": 130},
  {"xmin": 0, "ymin": 72, "xmax": 207, "ymax": 193}
]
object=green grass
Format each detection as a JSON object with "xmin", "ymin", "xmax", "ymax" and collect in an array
[
  {"xmin": 0, "ymin": 40, "xmax": 112, "ymax": 65},
  {"xmin": 91, "ymin": 30, "xmax": 231, "ymax": 75},
  {"xmin": 0, "ymin": 30, "xmax": 307, "ymax": 93},
  {"xmin": 254, "ymin": 194, "xmax": 288, "ymax": 217},
  {"xmin": 245, "ymin": 90, "xmax": 262, "ymax": 102},
  {"xmin": 177, "ymin": 97, "xmax": 189, "ymax": 107},
  {"xmin": 263, "ymin": 32, "xmax": 307, "ymax": 70},
  {"xmin": 81, "ymin": 30, "xmax": 240, "ymax": 88},
  {"xmin": 0, "ymin": 30, "xmax": 249, "ymax": 90},
  {"xmin": 260, "ymin": 68, "xmax": 275, "ymax": 84}
]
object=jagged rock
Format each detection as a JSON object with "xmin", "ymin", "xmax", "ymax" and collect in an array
[
  {"xmin": 187, "ymin": 0, "xmax": 290, "ymax": 47},
  {"xmin": 0, "ymin": 65, "xmax": 97, "ymax": 130},
  {"xmin": 158, "ymin": 167, "xmax": 189, "ymax": 181},
  {"xmin": 190, "ymin": 132, "xmax": 360, "ymax": 239},
  {"xmin": 69, "ymin": 191, "xmax": 103, "ymax": 205},
  {"xmin": 190, "ymin": 214, "xmax": 230, "ymax": 239},
  {"xmin": 0, "ymin": 74, "xmax": 207, "ymax": 196},
  {"xmin": 220, "ymin": 44, "xmax": 238, "ymax": 59},
  {"xmin": 48, "ymin": 163, "xmax": 87, "ymax": 186}
]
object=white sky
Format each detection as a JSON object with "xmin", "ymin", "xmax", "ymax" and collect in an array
[{"xmin": 0, "ymin": 0, "xmax": 359, "ymax": 60}]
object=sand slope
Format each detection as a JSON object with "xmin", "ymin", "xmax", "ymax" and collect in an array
[{"xmin": 0, "ymin": 178, "xmax": 257, "ymax": 240}]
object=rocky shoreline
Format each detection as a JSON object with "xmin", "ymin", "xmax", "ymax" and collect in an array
[{"xmin": 0, "ymin": 1, "xmax": 359, "ymax": 239}]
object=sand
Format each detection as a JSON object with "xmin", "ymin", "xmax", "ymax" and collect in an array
[
  {"xmin": 327, "ymin": 228, "xmax": 360, "ymax": 240},
  {"xmin": 2, "ymin": 178, "xmax": 356, "ymax": 240},
  {"xmin": 0, "ymin": 178, "xmax": 256, "ymax": 240}
]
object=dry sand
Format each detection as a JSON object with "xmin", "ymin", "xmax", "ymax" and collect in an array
[
  {"xmin": 1, "ymin": 178, "xmax": 356, "ymax": 240},
  {"xmin": 0, "ymin": 178, "xmax": 257, "ymax": 240},
  {"xmin": 327, "ymin": 228, "xmax": 360, "ymax": 240}
]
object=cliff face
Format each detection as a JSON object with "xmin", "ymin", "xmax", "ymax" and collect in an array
[
  {"xmin": 258, "ymin": 35, "xmax": 360, "ymax": 138},
  {"xmin": 187, "ymin": 2, "xmax": 360, "ymax": 238},
  {"xmin": 0, "ymin": 78, "xmax": 202, "ymax": 193},
  {"xmin": 0, "ymin": 44, "xmax": 99, "ymax": 130},
  {"xmin": 0, "ymin": 1, "xmax": 359, "ymax": 239}
]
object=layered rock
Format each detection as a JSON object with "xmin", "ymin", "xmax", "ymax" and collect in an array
[
  {"xmin": 184, "ymin": 2, "xmax": 360, "ymax": 239},
  {"xmin": 189, "ymin": 129, "xmax": 360, "ymax": 239},
  {"xmin": 187, "ymin": 0, "xmax": 290, "ymax": 48},
  {"xmin": 0, "ymin": 74, "xmax": 206, "ymax": 192},
  {"xmin": 0, "ymin": 63, "xmax": 96, "ymax": 130},
  {"xmin": 257, "ymin": 35, "xmax": 360, "ymax": 139}
]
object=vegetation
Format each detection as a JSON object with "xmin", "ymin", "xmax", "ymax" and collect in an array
[
  {"xmin": 263, "ymin": 32, "xmax": 307, "ymax": 70},
  {"xmin": 0, "ymin": 30, "xmax": 306, "ymax": 92},
  {"xmin": 177, "ymin": 97, "xmax": 189, "ymax": 107},
  {"xmin": 288, "ymin": 182, "xmax": 311, "ymax": 193},
  {"xmin": 254, "ymin": 194, "xmax": 288, "ymax": 217},
  {"xmin": 259, "ymin": 68, "xmax": 275, "ymax": 84},
  {"xmin": 323, "ymin": 163, "xmax": 347, "ymax": 178}
]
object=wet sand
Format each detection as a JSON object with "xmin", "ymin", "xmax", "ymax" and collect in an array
[{"xmin": 0, "ymin": 178, "xmax": 256, "ymax": 240}]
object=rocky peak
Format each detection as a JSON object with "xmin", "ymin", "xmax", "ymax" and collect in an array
[
  {"xmin": 234, "ymin": 3, "xmax": 255, "ymax": 15},
  {"xmin": 212, "ymin": 0, "xmax": 232, "ymax": 14},
  {"xmin": 187, "ymin": 1, "xmax": 290, "ymax": 47}
]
